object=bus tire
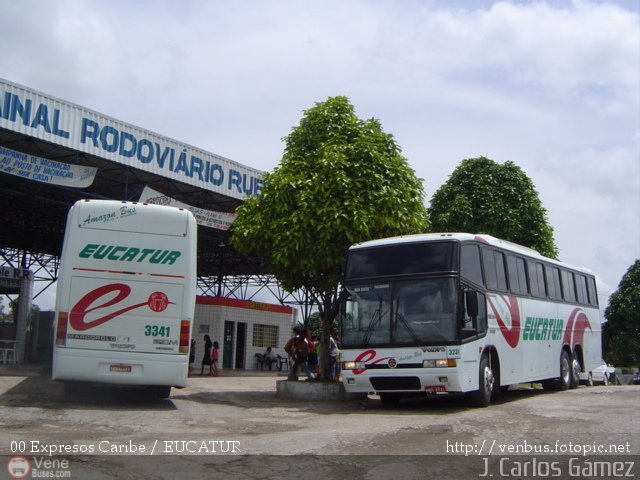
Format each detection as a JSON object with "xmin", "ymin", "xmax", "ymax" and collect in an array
[
  {"xmin": 569, "ymin": 358, "xmax": 580, "ymax": 389},
  {"xmin": 471, "ymin": 354, "xmax": 494, "ymax": 408},
  {"xmin": 149, "ymin": 386, "xmax": 172, "ymax": 399},
  {"xmin": 379, "ymin": 393, "xmax": 400, "ymax": 407},
  {"xmin": 556, "ymin": 350, "xmax": 571, "ymax": 391}
]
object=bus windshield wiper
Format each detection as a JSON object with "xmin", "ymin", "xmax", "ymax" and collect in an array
[
  {"xmin": 362, "ymin": 308, "xmax": 381, "ymax": 346},
  {"xmin": 395, "ymin": 313, "xmax": 421, "ymax": 345}
]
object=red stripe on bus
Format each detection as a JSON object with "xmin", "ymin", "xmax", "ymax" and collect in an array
[{"xmin": 72, "ymin": 267, "xmax": 184, "ymax": 278}]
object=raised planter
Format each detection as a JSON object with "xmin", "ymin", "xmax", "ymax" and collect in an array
[{"xmin": 276, "ymin": 379, "xmax": 366, "ymax": 401}]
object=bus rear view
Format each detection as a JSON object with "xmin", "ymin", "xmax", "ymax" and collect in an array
[{"xmin": 52, "ymin": 200, "xmax": 197, "ymax": 399}]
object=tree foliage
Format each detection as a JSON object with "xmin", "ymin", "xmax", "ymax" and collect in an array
[
  {"xmin": 231, "ymin": 95, "xmax": 428, "ymax": 320},
  {"xmin": 603, "ymin": 260, "xmax": 640, "ymax": 367},
  {"xmin": 428, "ymin": 157, "xmax": 559, "ymax": 258}
]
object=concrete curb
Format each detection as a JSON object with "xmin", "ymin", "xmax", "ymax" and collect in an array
[{"xmin": 276, "ymin": 379, "xmax": 366, "ymax": 401}]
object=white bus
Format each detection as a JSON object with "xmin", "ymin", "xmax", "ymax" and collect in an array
[
  {"xmin": 52, "ymin": 199, "xmax": 197, "ymax": 398},
  {"xmin": 339, "ymin": 233, "xmax": 602, "ymax": 407}
]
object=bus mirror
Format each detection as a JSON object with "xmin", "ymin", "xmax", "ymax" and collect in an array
[{"xmin": 465, "ymin": 291, "xmax": 478, "ymax": 318}]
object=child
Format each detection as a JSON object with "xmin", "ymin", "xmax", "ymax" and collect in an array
[{"xmin": 210, "ymin": 341, "xmax": 219, "ymax": 376}]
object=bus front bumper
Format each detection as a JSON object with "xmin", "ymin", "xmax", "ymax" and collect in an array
[{"xmin": 341, "ymin": 368, "xmax": 464, "ymax": 394}]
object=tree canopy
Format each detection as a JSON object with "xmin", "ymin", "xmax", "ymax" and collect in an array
[
  {"xmin": 231, "ymin": 96, "xmax": 429, "ymax": 317},
  {"xmin": 428, "ymin": 157, "xmax": 559, "ymax": 258},
  {"xmin": 603, "ymin": 260, "xmax": 640, "ymax": 367}
]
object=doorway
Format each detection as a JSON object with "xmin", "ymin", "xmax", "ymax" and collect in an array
[
  {"xmin": 223, "ymin": 321, "xmax": 234, "ymax": 369},
  {"xmin": 235, "ymin": 323, "xmax": 246, "ymax": 369}
]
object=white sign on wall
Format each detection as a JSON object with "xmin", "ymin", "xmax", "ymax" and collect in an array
[
  {"xmin": 0, "ymin": 146, "xmax": 97, "ymax": 188},
  {"xmin": 0, "ymin": 266, "xmax": 33, "ymax": 292},
  {"xmin": 139, "ymin": 186, "xmax": 236, "ymax": 230},
  {"xmin": 0, "ymin": 78, "xmax": 264, "ymax": 200}
]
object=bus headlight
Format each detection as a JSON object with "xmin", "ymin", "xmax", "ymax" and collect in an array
[
  {"xmin": 342, "ymin": 361, "xmax": 365, "ymax": 370},
  {"xmin": 423, "ymin": 359, "xmax": 456, "ymax": 368}
]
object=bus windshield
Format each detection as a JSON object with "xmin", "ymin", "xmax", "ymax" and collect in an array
[{"xmin": 341, "ymin": 278, "xmax": 458, "ymax": 347}]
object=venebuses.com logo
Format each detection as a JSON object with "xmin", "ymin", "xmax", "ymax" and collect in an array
[
  {"xmin": 7, "ymin": 456, "xmax": 30, "ymax": 479},
  {"xmin": 7, "ymin": 456, "xmax": 71, "ymax": 478}
]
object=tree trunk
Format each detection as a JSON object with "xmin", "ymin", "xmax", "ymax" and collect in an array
[{"xmin": 319, "ymin": 290, "xmax": 340, "ymax": 380}]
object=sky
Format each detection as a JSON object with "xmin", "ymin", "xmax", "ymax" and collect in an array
[{"xmin": 1, "ymin": 0, "xmax": 639, "ymax": 311}]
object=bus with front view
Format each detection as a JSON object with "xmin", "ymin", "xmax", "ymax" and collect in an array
[
  {"xmin": 339, "ymin": 233, "xmax": 602, "ymax": 407},
  {"xmin": 52, "ymin": 199, "xmax": 197, "ymax": 398}
]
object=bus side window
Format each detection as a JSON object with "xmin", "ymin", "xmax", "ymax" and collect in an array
[
  {"xmin": 461, "ymin": 244, "xmax": 483, "ymax": 286},
  {"xmin": 476, "ymin": 292, "xmax": 487, "ymax": 334},
  {"xmin": 528, "ymin": 261, "xmax": 547, "ymax": 298},
  {"xmin": 528, "ymin": 261, "xmax": 539, "ymax": 296},
  {"xmin": 480, "ymin": 248, "xmax": 507, "ymax": 292},
  {"xmin": 561, "ymin": 270, "xmax": 576, "ymax": 303},
  {"xmin": 576, "ymin": 274, "xmax": 588, "ymax": 304},
  {"xmin": 493, "ymin": 250, "xmax": 507, "ymax": 292},
  {"xmin": 507, "ymin": 255, "xmax": 528, "ymax": 295},
  {"xmin": 586, "ymin": 276, "xmax": 598, "ymax": 307},
  {"xmin": 545, "ymin": 265, "xmax": 562, "ymax": 300}
]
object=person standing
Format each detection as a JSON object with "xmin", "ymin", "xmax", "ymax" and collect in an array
[
  {"xmin": 210, "ymin": 341, "xmax": 219, "ymax": 376},
  {"xmin": 188, "ymin": 338, "xmax": 196, "ymax": 376},
  {"xmin": 329, "ymin": 328, "xmax": 340, "ymax": 381},
  {"xmin": 201, "ymin": 335, "xmax": 212, "ymax": 376},
  {"xmin": 285, "ymin": 326, "xmax": 314, "ymax": 381},
  {"xmin": 307, "ymin": 332, "xmax": 318, "ymax": 375}
]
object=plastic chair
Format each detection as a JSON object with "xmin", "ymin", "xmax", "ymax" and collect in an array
[
  {"xmin": 2, "ymin": 347, "xmax": 16, "ymax": 364},
  {"xmin": 276, "ymin": 354, "xmax": 289, "ymax": 371},
  {"xmin": 254, "ymin": 353, "xmax": 265, "ymax": 370}
]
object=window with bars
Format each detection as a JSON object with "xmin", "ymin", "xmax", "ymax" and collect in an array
[{"xmin": 252, "ymin": 324, "xmax": 279, "ymax": 348}]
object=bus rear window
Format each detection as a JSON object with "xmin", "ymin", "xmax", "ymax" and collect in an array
[{"xmin": 346, "ymin": 242, "xmax": 456, "ymax": 279}]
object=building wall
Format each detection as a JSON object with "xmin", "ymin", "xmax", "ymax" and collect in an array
[{"xmin": 194, "ymin": 296, "xmax": 296, "ymax": 371}]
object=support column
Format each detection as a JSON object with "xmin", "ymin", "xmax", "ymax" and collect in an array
[{"xmin": 15, "ymin": 271, "xmax": 34, "ymax": 364}]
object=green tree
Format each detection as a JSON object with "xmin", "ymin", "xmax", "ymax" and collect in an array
[
  {"xmin": 603, "ymin": 260, "xmax": 640, "ymax": 367},
  {"xmin": 231, "ymin": 96, "xmax": 429, "ymax": 377},
  {"xmin": 428, "ymin": 157, "xmax": 559, "ymax": 258},
  {"xmin": 0, "ymin": 301, "xmax": 8, "ymax": 323}
]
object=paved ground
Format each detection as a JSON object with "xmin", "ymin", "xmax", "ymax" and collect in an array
[{"xmin": 0, "ymin": 364, "xmax": 638, "ymax": 479}]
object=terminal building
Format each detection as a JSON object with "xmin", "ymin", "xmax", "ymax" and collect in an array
[{"xmin": 0, "ymin": 78, "xmax": 299, "ymax": 368}]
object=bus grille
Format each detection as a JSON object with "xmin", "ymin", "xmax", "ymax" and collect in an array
[{"xmin": 370, "ymin": 376, "xmax": 421, "ymax": 391}]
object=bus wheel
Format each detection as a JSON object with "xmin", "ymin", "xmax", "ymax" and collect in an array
[
  {"xmin": 556, "ymin": 351, "xmax": 571, "ymax": 391},
  {"xmin": 569, "ymin": 358, "xmax": 580, "ymax": 389},
  {"xmin": 379, "ymin": 393, "xmax": 400, "ymax": 407},
  {"xmin": 471, "ymin": 354, "xmax": 494, "ymax": 408},
  {"xmin": 149, "ymin": 386, "xmax": 171, "ymax": 399}
]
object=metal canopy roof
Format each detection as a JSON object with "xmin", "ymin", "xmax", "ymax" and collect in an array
[{"xmin": 0, "ymin": 126, "xmax": 270, "ymax": 278}]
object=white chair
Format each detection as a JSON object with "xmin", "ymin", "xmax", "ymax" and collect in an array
[
  {"xmin": 4, "ymin": 347, "xmax": 16, "ymax": 364},
  {"xmin": 0, "ymin": 342, "xmax": 17, "ymax": 364}
]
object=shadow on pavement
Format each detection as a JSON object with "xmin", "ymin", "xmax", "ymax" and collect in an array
[
  {"xmin": 0, "ymin": 367, "xmax": 549, "ymax": 414},
  {"xmin": 0, "ymin": 374, "xmax": 177, "ymax": 411}
]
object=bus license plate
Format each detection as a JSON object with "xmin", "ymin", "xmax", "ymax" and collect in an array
[
  {"xmin": 110, "ymin": 364, "xmax": 132, "ymax": 373},
  {"xmin": 425, "ymin": 385, "xmax": 447, "ymax": 393}
]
